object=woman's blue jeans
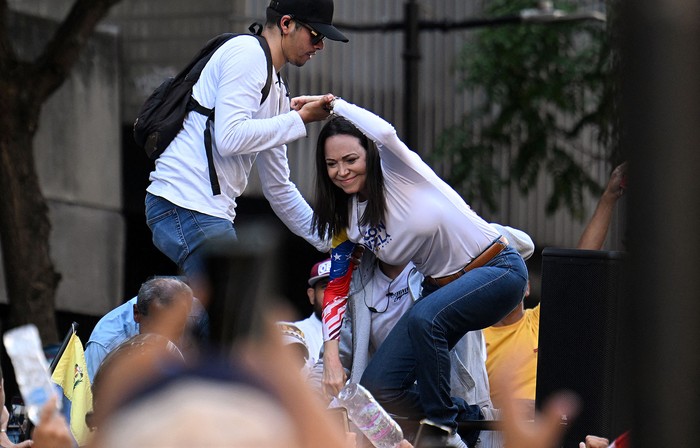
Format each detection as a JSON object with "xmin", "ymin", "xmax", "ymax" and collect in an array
[
  {"xmin": 360, "ymin": 246, "xmax": 528, "ymax": 431},
  {"xmin": 145, "ymin": 193, "xmax": 237, "ymax": 278}
]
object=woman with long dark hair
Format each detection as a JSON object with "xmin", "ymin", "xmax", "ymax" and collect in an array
[{"xmin": 301, "ymin": 94, "xmax": 528, "ymax": 447}]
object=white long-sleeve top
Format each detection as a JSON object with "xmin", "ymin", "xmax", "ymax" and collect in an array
[
  {"xmin": 333, "ymin": 98, "xmax": 501, "ymax": 278},
  {"xmin": 147, "ymin": 35, "xmax": 328, "ymax": 252}
]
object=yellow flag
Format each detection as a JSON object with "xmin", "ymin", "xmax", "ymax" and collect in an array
[{"xmin": 51, "ymin": 332, "xmax": 93, "ymax": 446}]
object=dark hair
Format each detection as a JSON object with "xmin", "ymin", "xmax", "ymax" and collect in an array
[
  {"xmin": 265, "ymin": 7, "xmax": 283, "ymax": 28},
  {"xmin": 265, "ymin": 7, "xmax": 303, "ymax": 32},
  {"xmin": 136, "ymin": 277, "xmax": 191, "ymax": 317},
  {"xmin": 312, "ymin": 116, "xmax": 386, "ymax": 240}
]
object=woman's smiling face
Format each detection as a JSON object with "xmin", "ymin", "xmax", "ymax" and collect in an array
[{"xmin": 324, "ymin": 134, "xmax": 368, "ymax": 199}]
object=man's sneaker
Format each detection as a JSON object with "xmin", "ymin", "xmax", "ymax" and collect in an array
[{"xmin": 446, "ymin": 430, "xmax": 469, "ymax": 448}]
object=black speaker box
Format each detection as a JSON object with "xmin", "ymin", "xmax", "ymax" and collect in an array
[{"xmin": 536, "ymin": 247, "xmax": 631, "ymax": 447}]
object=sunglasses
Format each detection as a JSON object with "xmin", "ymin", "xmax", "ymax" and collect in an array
[{"xmin": 295, "ymin": 19, "xmax": 325, "ymax": 45}]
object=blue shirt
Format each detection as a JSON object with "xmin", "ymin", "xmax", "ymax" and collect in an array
[{"xmin": 84, "ymin": 297, "xmax": 139, "ymax": 381}]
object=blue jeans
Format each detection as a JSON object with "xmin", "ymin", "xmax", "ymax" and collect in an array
[
  {"xmin": 360, "ymin": 246, "xmax": 527, "ymax": 431},
  {"xmin": 145, "ymin": 193, "xmax": 237, "ymax": 277}
]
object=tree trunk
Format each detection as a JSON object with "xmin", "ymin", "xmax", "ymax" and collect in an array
[
  {"xmin": 0, "ymin": 0, "xmax": 123, "ymax": 344},
  {"xmin": 0, "ymin": 89, "xmax": 60, "ymax": 344}
]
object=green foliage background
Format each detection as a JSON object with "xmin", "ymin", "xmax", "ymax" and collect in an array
[{"xmin": 434, "ymin": 0, "xmax": 617, "ymax": 220}]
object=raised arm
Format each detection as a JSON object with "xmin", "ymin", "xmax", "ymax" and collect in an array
[
  {"xmin": 577, "ymin": 162, "xmax": 627, "ymax": 250},
  {"xmin": 330, "ymin": 97, "xmax": 410, "ymax": 155}
]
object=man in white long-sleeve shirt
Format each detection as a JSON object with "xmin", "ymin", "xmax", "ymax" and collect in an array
[{"xmin": 145, "ymin": 0, "xmax": 347, "ymax": 277}]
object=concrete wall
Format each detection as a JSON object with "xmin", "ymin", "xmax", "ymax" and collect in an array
[
  {"xmin": 0, "ymin": 12, "xmax": 124, "ymax": 315},
  {"xmin": 105, "ymin": 0, "xmax": 620, "ymax": 251},
  {"xmin": 2, "ymin": 1, "xmax": 621, "ymax": 314}
]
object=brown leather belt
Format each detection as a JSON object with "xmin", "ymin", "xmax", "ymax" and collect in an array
[{"xmin": 425, "ymin": 235, "xmax": 509, "ymax": 287}]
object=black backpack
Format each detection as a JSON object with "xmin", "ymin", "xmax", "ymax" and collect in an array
[{"xmin": 133, "ymin": 31, "xmax": 273, "ymax": 195}]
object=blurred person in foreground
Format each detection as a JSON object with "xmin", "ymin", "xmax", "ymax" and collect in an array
[
  {"xmin": 27, "ymin": 352, "xmax": 587, "ymax": 448},
  {"xmin": 493, "ymin": 355, "xmax": 581, "ymax": 448},
  {"xmin": 27, "ymin": 398, "xmax": 71, "ymax": 448},
  {"xmin": 86, "ymin": 229, "xmax": 389, "ymax": 448}
]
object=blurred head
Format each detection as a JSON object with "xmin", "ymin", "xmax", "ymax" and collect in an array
[
  {"xmin": 313, "ymin": 116, "xmax": 386, "ymax": 239},
  {"xmin": 134, "ymin": 277, "xmax": 193, "ymax": 343},
  {"xmin": 96, "ymin": 378, "xmax": 302, "ymax": 448},
  {"xmin": 89, "ymin": 333, "xmax": 187, "ymax": 432}
]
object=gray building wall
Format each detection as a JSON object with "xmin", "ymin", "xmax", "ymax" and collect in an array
[
  {"xmin": 3, "ymin": 1, "xmax": 620, "ymax": 314},
  {"xmin": 106, "ymin": 0, "xmax": 620, "ymax": 251},
  {"xmin": 0, "ymin": 12, "xmax": 123, "ymax": 315}
]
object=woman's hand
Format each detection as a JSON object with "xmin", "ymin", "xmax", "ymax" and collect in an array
[
  {"xmin": 292, "ymin": 94, "xmax": 336, "ymax": 123},
  {"xmin": 322, "ymin": 340, "xmax": 347, "ymax": 399},
  {"xmin": 350, "ymin": 244, "xmax": 365, "ymax": 268}
]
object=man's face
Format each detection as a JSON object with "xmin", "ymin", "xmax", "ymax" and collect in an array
[
  {"xmin": 283, "ymin": 18, "xmax": 326, "ymax": 67},
  {"xmin": 141, "ymin": 291, "xmax": 194, "ymax": 343},
  {"xmin": 308, "ymin": 278, "xmax": 328, "ymax": 320}
]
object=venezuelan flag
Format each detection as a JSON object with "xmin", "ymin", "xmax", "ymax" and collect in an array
[
  {"xmin": 51, "ymin": 331, "xmax": 93, "ymax": 446},
  {"xmin": 322, "ymin": 230, "xmax": 357, "ymax": 341}
]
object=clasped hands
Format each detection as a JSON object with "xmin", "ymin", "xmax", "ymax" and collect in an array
[{"xmin": 291, "ymin": 93, "xmax": 336, "ymax": 123}]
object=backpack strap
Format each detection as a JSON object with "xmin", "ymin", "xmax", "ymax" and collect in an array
[
  {"xmin": 187, "ymin": 96, "xmax": 220, "ymax": 195},
  {"xmin": 196, "ymin": 33, "xmax": 275, "ymax": 196},
  {"xmin": 203, "ymin": 109, "xmax": 221, "ymax": 195},
  {"xmin": 189, "ymin": 98, "xmax": 212, "ymax": 116},
  {"xmin": 254, "ymin": 34, "xmax": 274, "ymax": 105}
]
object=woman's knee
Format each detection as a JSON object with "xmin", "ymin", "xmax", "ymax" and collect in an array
[
  {"xmin": 406, "ymin": 310, "xmax": 435, "ymax": 335},
  {"xmin": 359, "ymin": 375, "xmax": 402, "ymax": 406},
  {"xmin": 359, "ymin": 368, "xmax": 382, "ymax": 396},
  {"xmin": 360, "ymin": 368, "xmax": 398, "ymax": 401}
]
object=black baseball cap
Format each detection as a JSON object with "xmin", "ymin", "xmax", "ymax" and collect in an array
[{"xmin": 269, "ymin": 0, "xmax": 349, "ymax": 42}]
